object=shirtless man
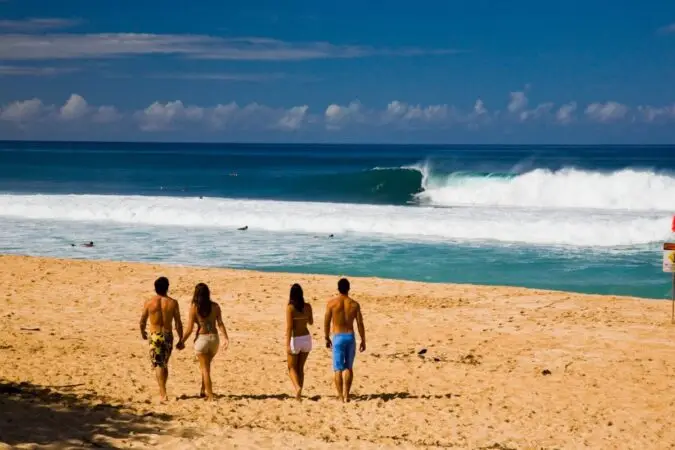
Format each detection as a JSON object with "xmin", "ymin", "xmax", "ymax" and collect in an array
[
  {"xmin": 324, "ymin": 278, "xmax": 366, "ymax": 403},
  {"xmin": 139, "ymin": 277, "xmax": 184, "ymax": 402}
]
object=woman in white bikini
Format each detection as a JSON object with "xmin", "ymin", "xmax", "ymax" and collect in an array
[
  {"xmin": 286, "ymin": 283, "xmax": 313, "ymax": 400},
  {"xmin": 180, "ymin": 283, "xmax": 229, "ymax": 401}
]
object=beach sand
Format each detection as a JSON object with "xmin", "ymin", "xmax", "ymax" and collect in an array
[{"xmin": 1, "ymin": 254, "xmax": 675, "ymax": 449}]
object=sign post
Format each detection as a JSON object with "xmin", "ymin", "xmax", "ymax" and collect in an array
[{"xmin": 663, "ymin": 216, "xmax": 675, "ymax": 323}]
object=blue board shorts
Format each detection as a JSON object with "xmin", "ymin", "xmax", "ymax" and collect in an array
[{"xmin": 332, "ymin": 332, "xmax": 356, "ymax": 371}]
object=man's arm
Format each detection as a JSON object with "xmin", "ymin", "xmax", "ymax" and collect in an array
[
  {"xmin": 139, "ymin": 302, "xmax": 149, "ymax": 340},
  {"xmin": 356, "ymin": 303, "xmax": 366, "ymax": 352},
  {"xmin": 324, "ymin": 302, "xmax": 333, "ymax": 348},
  {"xmin": 173, "ymin": 300, "xmax": 184, "ymax": 348},
  {"xmin": 181, "ymin": 305, "xmax": 196, "ymax": 344}
]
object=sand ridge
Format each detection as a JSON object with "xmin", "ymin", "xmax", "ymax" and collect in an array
[{"xmin": 1, "ymin": 254, "xmax": 675, "ymax": 449}]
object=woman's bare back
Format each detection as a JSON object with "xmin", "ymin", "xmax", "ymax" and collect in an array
[
  {"xmin": 289, "ymin": 303, "xmax": 313, "ymax": 337},
  {"xmin": 196, "ymin": 302, "xmax": 218, "ymax": 334}
]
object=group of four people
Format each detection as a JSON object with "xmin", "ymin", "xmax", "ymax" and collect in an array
[{"xmin": 139, "ymin": 276, "xmax": 367, "ymax": 403}]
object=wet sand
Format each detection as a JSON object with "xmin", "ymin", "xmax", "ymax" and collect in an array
[{"xmin": 1, "ymin": 254, "xmax": 675, "ymax": 449}]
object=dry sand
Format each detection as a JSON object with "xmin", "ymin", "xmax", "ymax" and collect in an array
[{"xmin": 1, "ymin": 254, "xmax": 675, "ymax": 449}]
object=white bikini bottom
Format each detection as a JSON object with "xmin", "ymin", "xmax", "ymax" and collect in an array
[{"xmin": 194, "ymin": 333, "xmax": 219, "ymax": 356}]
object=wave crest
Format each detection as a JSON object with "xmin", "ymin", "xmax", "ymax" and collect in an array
[{"xmin": 414, "ymin": 167, "xmax": 675, "ymax": 211}]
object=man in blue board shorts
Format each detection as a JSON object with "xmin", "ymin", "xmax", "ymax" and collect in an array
[{"xmin": 324, "ymin": 278, "xmax": 367, "ymax": 403}]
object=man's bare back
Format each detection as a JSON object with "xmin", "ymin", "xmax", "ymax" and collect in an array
[
  {"xmin": 142, "ymin": 295, "xmax": 181, "ymax": 336},
  {"xmin": 326, "ymin": 294, "xmax": 361, "ymax": 335}
]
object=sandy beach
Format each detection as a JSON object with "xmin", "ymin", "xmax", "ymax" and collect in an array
[{"xmin": 1, "ymin": 254, "xmax": 675, "ymax": 449}]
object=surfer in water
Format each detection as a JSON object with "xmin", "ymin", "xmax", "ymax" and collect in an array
[
  {"xmin": 72, "ymin": 241, "xmax": 94, "ymax": 248},
  {"xmin": 238, "ymin": 226, "xmax": 248, "ymax": 231}
]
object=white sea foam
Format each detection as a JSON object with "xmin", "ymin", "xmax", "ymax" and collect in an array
[
  {"xmin": 411, "ymin": 165, "xmax": 675, "ymax": 211},
  {"xmin": 0, "ymin": 194, "xmax": 669, "ymax": 247}
]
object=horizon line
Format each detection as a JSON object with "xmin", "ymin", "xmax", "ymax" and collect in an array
[{"xmin": 1, "ymin": 139, "xmax": 674, "ymax": 147}]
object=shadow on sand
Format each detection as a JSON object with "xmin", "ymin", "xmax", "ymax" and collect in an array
[
  {"xmin": 0, "ymin": 380, "xmax": 172, "ymax": 448},
  {"xmin": 351, "ymin": 392, "xmax": 456, "ymax": 401},
  {"xmin": 176, "ymin": 391, "xmax": 457, "ymax": 402}
]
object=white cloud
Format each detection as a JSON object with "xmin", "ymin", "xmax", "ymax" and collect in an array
[
  {"xmin": 192, "ymin": 38, "xmax": 461, "ymax": 61},
  {"xmin": 92, "ymin": 106, "xmax": 122, "ymax": 124},
  {"xmin": 59, "ymin": 94, "xmax": 88, "ymax": 121},
  {"xmin": 134, "ymin": 100, "xmax": 311, "ymax": 132},
  {"xmin": 519, "ymin": 102, "xmax": 554, "ymax": 122},
  {"xmin": 637, "ymin": 105, "xmax": 675, "ymax": 123},
  {"xmin": 585, "ymin": 102, "xmax": 629, "ymax": 123},
  {"xmin": 135, "ymin": 101, "xmax": 204, "ymax": 131},
  {"xmin": 208, "ymin": 102, "xmax": 239, "ymax": 129},
  {"xmin": 385, "ymin": 100, "xmax": 448, "ymax": 122},
  {"xmin": 507, "ymin": 91, "xmax": 528, "ymax": 113},
  {"xmin": 324, "ymin": 99, "xmax": 456, "ymax": 130},
  {"xmin": 0, "ymin": 98, "xmax": 46, "ymax": 122},
  {"xmin": 555, "ymin": 102, "xmax": 577, "ymax": 124},
  {"xmin": 148, "ymin": 72, "xmax": 286, "ymax": 82},
  {"xmin": 325, "ymin": 101, "xmax": 364, "ymax": 129},
  {"xmin": 0, "ymin": 94, "xmax": 119, "ymax": 125},
  {"xmin": 0, "ymin": 65, "xmax": 78, "ymax": 76},
  {"xmin": 0, "ymin": 33, "xmax": 461, "ymax": 61},
  {"xmin": 382, "ymin": 100, "xmax": 452, "ymax": 126},
  {"xmin": 0, "ymin": 18, "xmax": 81, "ymax": 32},
  {"xmin": 277, "ymin": 105, "xmax": 309, "ymax": 130},
  {"xmin": 465, "ymin": 99, "xmax": 491, "ymax": 129},
  {"xmin": 0, "ymin": 33, "xmax": 214, "ymax": 61},
  {"xmin": 473, "ymin": 99, "xmax": 487, "ymax": 116}
]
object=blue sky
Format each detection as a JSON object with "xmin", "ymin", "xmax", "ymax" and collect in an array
[{"xmin": 1, "ymin": 0, "xmax": 675, "ymax": 143}]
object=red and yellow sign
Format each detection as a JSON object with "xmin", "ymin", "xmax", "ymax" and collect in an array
[{"xmin": 664, "ymin": 243, "xmax": 675, "ymax": 273}]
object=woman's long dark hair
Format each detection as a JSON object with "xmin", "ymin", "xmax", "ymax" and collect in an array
[
  {"xmin": 192, "ymin": 283, "xmax": 212, "ymax": 318},
  {"xmin": 289, "ymin": 283, "xmax": 305, "ymax": 313}
]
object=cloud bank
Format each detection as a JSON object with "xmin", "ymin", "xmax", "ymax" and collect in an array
[{"xmin": 2, "ymin": 90, "xmax": 675, "ymax": 138}]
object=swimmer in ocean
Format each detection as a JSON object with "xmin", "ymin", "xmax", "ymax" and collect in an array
[{"xmin": 238, "ymin": 226, "xmax": 248, "ymax": 231}]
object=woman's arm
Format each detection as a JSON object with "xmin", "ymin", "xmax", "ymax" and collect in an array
[
  {"xmin": 307, "ymin": 303, "xmax": 314, "ymax": 326},
  {"xmin": 286, "ymin": 305, "xmax": 293, "ymax": 353},
  {"xmin": 181, "ymin": 305, "xmax": 196, "ymax": 344},
  {"xmin": 216, "ymin": 304, "xmax": 229, "ymax": 348}
]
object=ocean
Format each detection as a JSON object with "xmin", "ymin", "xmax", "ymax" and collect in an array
[{"xmin": 0, "ymin": 141, "xmax": 673, "ymax": 299}]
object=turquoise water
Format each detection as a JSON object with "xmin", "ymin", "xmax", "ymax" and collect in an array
[{"xmin": 0, "ymin": 141, "xmax": 673, "ymax": 299}]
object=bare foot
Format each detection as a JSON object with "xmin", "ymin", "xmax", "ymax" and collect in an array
[
  {"xmin": 295, "ymin": 389, "xmax": 302, "ymax": 401},
  {"xmin": 204, "ymin": 394, "xmax": 215, "ymax": 402},
  {"xmin": 336, "ymin": 395, "xmax": 344, "ymax": 403},
  {"xmin": 199, "ymin": 391, "xmax": 206, "ymax": 398},
  {"xmin": 159, "ymin": 395, "xmax": 169, "ymax": 403},
  {"xmin": 344, "ymin": 395, "xmax": 351, "ymax": 403}
]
